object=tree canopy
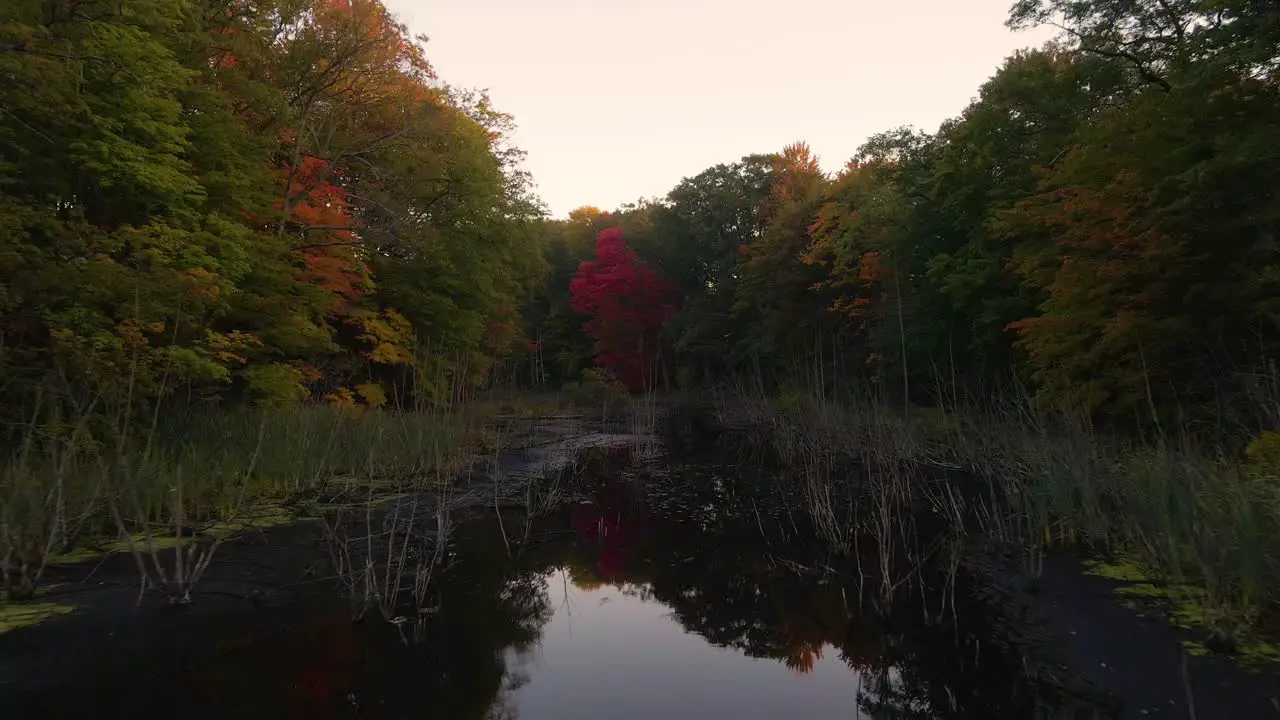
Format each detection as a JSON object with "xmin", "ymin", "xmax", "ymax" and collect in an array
[
  {"xmin": 3, "ymin": 0, "xmax": 1276, "ymax": 437},
  {"xmin": 0, "ymin": 0, "xmax": 546, "ymax": 432},
  {"xmin": 524, "ymin": 0, "xmax": 1279, "ymax": 434}
]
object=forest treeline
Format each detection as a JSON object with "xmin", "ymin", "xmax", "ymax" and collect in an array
[
  {"xmin": 0, "ymin": 0, "xmax": 549, "ymax": 438},
  {"xmin": 2, "ymin": 0, "xmax": 1278, "ymax": 443},
  {"xmin": 531, "ymin": 0, "xmax": 1280, "ymax": 439}
]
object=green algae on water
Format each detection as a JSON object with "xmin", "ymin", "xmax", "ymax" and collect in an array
[
  {"xmin": 1082, "ymin": 558, "xmax": 1280, "ymax": 671},
  {"xmin": 0, "ymin": 593, "xmax": 75, "ymax": 634}
]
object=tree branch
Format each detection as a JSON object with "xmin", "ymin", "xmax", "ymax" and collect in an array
[
  {"xmin": 1050, "ymin": 21, "xmax": 1173, "ymax": 91},
  {"xmin": 1153, "ymin": 0, "xmax": 1187, "ymax": 42},
  {"xmin": 2, "ymin": 44, "xmax": 143, "ymax": 83},
  {"xmin": 0, "ymin": 107, "xmax": 54, "ymax": 144},
  {"xmin": 1081, "ymin": 44, "xmax": 1173, "ymax": 91}
]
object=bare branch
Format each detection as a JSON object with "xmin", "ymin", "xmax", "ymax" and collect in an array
[{"xmin": 0, "ymin": 107, "xmax": 54, "ymax": 144}]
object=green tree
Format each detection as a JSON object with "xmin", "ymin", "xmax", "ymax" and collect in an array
[
  {"xmin": 656, "ymin": 155, "xmax": 775, "ymax": 382},
  {"xmin": 734, "ymin": 143, "xmax": 832, "ymax": 385},
  {"xmin": 0, "ymin": 0, "xmax": 265, "ymax": 428},
  {"xmin": 919, "ymin": 48, "xmax": 1128, "ymax": 390},
  {"xmin": 999, "ymin": 73, "xmax": 1280, "ymax": 422},
  {"xmin": 1009, "ymin": 0, "xmax": 1280, "ymax": 89}
]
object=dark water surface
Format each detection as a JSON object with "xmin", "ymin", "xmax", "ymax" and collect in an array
[{"xmin": 2, "ymin": 444, "xmax": 1077, "ymax": 719}]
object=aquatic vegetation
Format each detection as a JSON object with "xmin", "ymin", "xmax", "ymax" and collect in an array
[
  {"xmin": 0, "ymin": 588, "xmax": 75, "ymax": 635},
  {"xmin": 0, "ymin": 600, "xmax": 74, "ymax": 635},
  {"xmin": 1083, "ymin": 558, "xmax": 1280, "ymax": 671}
]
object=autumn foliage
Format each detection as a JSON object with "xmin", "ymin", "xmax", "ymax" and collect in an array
[
  {"xmin": 532, "ymin": 18, "xmax": 1278, "ymax": 432},
  {"xmin": 569, "ymin": 229, "xmax": 678, "ymax": 393},
  {"xmin": 0, "ymin": 0, "xmax": 548, "ymax": 425}
]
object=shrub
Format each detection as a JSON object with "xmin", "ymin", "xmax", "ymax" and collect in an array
[
  {"xmin": 562, "ymin": 367, "xmax": 631, "ymax": 413},
  {"xmin": 244, "ymin": 363, "xmax": 309, "ymax": 406}
]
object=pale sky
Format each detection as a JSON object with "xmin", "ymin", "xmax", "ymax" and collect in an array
[{"xmin": 384, "ymin": 0, "xmax": 1056, "ymax": 218}]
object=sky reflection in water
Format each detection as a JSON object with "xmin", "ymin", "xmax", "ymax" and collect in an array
[{"xmin": 505, "ymin": 569, "xmax": 867, "ymax": 719}]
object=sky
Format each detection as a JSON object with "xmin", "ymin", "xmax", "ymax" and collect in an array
[{"xmin": 383, "ymin": 0, "xmax": 1057, "ymax": 219}]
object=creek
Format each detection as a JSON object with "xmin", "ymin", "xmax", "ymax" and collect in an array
[{"xmin": 1, "ymin": 434, "xmax": 1093, "ymax": 719}]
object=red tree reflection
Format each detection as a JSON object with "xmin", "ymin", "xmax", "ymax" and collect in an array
[{"xmin": 570, "ymin": 487, "xmax": 647, "ymax": 581}]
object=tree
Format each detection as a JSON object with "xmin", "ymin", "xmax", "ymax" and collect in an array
[
  {"xmin": 915, "ymin": 49, "xmax": 1127, "ymax": 389},
  {"xmin": 0, "ymin": 0, "xmax": 266, "ymax": 426},
  {"xmin": 657, "ymin": 155, "xmax": 776, "ymax": 382},
  {"xmin": 569, "ymin": 228, "xmax": 678, "ymax": 392},
  {"xmin": 806, "ymin": 158, "xmax": 914, "ymax": 398},
  {"xmin": 998, "ymin": 71, "xmax": 1280, "ymax": 422},
  {"xmin": 1009, "ymin": 0, "xmax": 1280, "ymax": 89},
  {"xmin": 0, "ymin": 0, "xmax": 548, "ymax": 428},
  {"xmin": 734, "ymin": 143, "xmax": 833, "ymax": 382}
]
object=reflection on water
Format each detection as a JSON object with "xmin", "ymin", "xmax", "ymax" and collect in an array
[
  {"xmin": 3, "ymin": 445, "xmax": 1068, "ymax": 719},
  {"xmin": 509, "ymin": 569, "xmax": 863, "ymax": 719}
]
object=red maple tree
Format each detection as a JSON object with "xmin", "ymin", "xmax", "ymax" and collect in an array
[{"xmin": 569, "ymin": 228, "xmax": 678, "ymax": 393}]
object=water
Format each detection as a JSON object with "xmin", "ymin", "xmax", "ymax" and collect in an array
[
  {"xmin": 501, "ymin": 570, "xmax": 865, "ymax": 718},
  {"xmin": 1, "ymin": 444, "xmax": 1064, "ymax": 719}
]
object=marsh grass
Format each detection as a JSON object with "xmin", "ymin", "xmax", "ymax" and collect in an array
[
  {"xmin": 710, "ymin": 382, "xmax": 1280, "ymax": 654},
  {"xmin": 319, "ymin": 400, "xmax": 624, "ymax": 637},
  {"xmin": 321, "ymin": 475, "xmax": 454, "ymax": 632},
  {"xmin": 1, "ymin": 404, "xmax": 473, "ymax": 606},
  {"xmin": 0, "ymin": 418, "xmax": 107, "ymax": 601}
]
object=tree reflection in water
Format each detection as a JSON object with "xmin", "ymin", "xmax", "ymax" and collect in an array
[{"xmin": 541, "ymin": 450, "xmax": 1053, "ymax": 718}]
